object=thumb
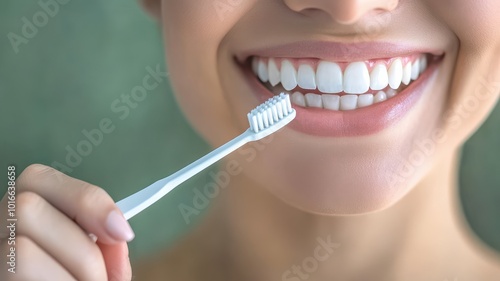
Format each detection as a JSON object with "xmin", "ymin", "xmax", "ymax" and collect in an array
[{"xmin": 97, "ymin": 241, "xmax": 132, "ymax": 281}]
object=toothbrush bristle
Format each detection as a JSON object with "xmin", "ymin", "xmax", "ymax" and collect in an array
[{"xmin": 247, "ymin": 93, "xmax": 293, "ymax": 133}]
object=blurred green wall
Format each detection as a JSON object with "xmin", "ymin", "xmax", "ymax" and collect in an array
[
  {"xmin": 0, "ymin": 0, "xmax": 215, "ymax": 260},
  {"xmin": 0, "ymin": 0, "xmax": 499, "ymax": 261}
]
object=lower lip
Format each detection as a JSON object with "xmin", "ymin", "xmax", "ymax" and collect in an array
[{"xmin": 243, "ymin": 61, "xmax": 441, "ymax": 137}]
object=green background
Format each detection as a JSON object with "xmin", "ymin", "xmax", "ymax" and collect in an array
[{"xmin": 0, "ymin": 0, "xmax": 499, "ymax": 261}]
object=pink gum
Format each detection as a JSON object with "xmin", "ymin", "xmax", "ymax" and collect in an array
[{"xmin": 255, "ymin": 55, "xmax": 423, "ymax": 72}]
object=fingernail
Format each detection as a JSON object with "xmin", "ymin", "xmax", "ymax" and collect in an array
[{"xmin": 106, "ymin": 210, "xmax": 135, "ymax": 242}]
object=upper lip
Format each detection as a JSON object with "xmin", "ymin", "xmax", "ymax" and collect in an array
[{"xmin": 236, "ymin": 41, "xmax": 444, "ymax": 63}]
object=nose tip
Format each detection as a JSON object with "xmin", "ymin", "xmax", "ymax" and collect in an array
[{"xmin": 283, "ymin": 0, "xmax": 399, "ymax": 25}]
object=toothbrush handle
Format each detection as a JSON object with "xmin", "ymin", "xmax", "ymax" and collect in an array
[{"xmin": 117, "ymin": 129, "xmax": 253, "ymax": 220}]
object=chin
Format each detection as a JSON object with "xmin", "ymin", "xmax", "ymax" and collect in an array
[
  {"xmin": 232, "ymin": 129, "xmax": 432, "ymax": 215},
  {"xmin": 272, "ymin": 166, "xmax": 424, "ymax": 216}
]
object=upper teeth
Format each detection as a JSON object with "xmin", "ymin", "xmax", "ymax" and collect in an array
[{"xmin": 252, "ymin": 55, "xmax": 429, "ymax": 95}]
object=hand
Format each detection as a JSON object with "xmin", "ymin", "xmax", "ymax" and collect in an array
[{"xmin": 0, "ymin": 164, "xmax": 134, "ymax": 281}]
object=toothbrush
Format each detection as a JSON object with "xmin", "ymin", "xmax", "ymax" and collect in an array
[{"xmin": 116, "ymin": 93, "xmax": 296, "ymax": 220}]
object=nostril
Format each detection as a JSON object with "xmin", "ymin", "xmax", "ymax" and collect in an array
[
  {"xmin": 298, "ymin": 7, "xmax": 362, "ymax": 25},
  {"xmin": 292, "ymin": 7, "xmax": 330, "ymax": 19},
  {"xmin": 292, "ymin": 7, "xmax": 358, "ymax": 25},
  {"xmin": 373, "ymin": 8, "xmax": 389, "ymax": 15},
  {"xmin": 283, "ymin": 0, "xmax": 400, "ymax": 25}
]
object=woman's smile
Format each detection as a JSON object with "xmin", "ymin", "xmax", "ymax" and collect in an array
[{"xmin": 237, "ymin": 41, "xmax": 445, "ymax": 136}]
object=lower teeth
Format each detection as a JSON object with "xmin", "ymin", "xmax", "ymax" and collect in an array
[{"xmin": 271, "ymin": 86, "xmax": 402, "ymax": 111}]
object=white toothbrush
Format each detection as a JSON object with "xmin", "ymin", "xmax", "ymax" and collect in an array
[{"xmin": 116, "ymin": 93, "xmax": 296, "ymax": 220}]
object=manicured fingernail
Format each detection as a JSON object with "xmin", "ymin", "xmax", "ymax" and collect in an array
[{"xmin": 106, "ymin": 210, "xmax": 135, "ymax": 242}]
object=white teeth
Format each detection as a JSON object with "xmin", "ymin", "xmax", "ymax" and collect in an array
[
  {"xmin": 316, "ymin": 61, "xmax": 343, "ymax": 94},
  {"xmin": 340, "ymin": 95, "xmax": 358, "ymax": 110},
  {"xmin": 255, "ymin": 53, "xmax": 432, "ymax": 110},
  {"xmin": 322, "ymin": 94, "xmax": 340, "ymax": 110},
  {"xmin": 344, "ymin": 62, "xmax": 370, "ymax": 94},
  {"xmin": 419, "ymin": 56, "xmax": 427, "ymax": 74},
  {"xmin": 388, "ymin": 59, "xmax": 403, "ymax": 90},
  {"xmin": 288, "ymin": 90, "xmax": 398, "ymax": 110},
  {"xmin": 255, "ymin": 55, "xmax": 430, "ymax": 93},
  {"xmin": 370, "ymin": 64, "xmax": 389, "ymax": 91},
  {"xmin": 386, "ymin": 88, "xmax": 397, "ymax": 98},
  {"xmin": 268, "ymin": 58, "xmax": 281, "ymax": 87},
  {"xmin": 357, "ymin": 94, "xmax": 374, "ymax": 108},
  {"xmin": 291, "ymin": 91, "xmax": 306, "ymax": 107},
  {"xmin": 257, "ymin": 59, "xmax": 269, "ymax": 83},
  {"xmin": 402, "ymin": 62, "xmax": 412, "ymax": 85},
  {"xmin": 374, "ymin": 91, "xmax": 387, "ymax": 103},
  {"xmin": 411, "ymin": 59, "xmax": 420, "ymax": 80},
  {"xmin": 305, "ymin": 93, "xmax": 323, "ymax": 108},
  {"xmin": 297, "ymin": 64, "xmax": 317, "ymax": 90},
  {"xmin": 280, "ymin": 60, "xmax": 298, "ymax": 91},
  {"xmin": 252, "ymin": 58, "xmax": 259, "ymax": 75}
]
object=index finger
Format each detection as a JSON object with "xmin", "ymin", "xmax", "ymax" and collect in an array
[{"xmin": 0, "ymin": 164, "xmax": 135, "ymax": 244}]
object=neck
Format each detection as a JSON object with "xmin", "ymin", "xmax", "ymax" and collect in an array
[{"xmin": 205, "ymin": 149, "xmax": 479, "ymax": 280}]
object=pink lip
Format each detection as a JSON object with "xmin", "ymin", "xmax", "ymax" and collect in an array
[
  {"xmin": 239, "ymin": 42, "xmax": 443, "ymax": 137},
  {"xmin": 237, "ymin": 41, "xmax": 444, "ymax": 62}
]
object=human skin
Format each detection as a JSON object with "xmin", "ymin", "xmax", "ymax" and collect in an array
[
  {"xmin": 1, "ymin": 0, "xmax": 500, "ymax": 280},
  {"xmin": 135, "ymin": 0, "xmax": 500, "ymax": 279},
  {"xmin": 148, "ymin": 0, "xmax": 500, "ymax": 215}
]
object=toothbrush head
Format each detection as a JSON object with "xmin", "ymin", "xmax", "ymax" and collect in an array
[{"xmin": 246, "ymin": 93, "xmax": 296, "ymax": 141}]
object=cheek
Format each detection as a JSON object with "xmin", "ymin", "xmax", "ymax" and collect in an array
[
  {"xmin": 426, "ymin": 0, "xmax": 500, "ymax": 149},
  {"xmin": 161, "ymin": 0, "xmax": 257, "ymax": 144},
  {"xmin": 428, "ymin": 0, "xmax": 500, "ymax": 49},
  {"xmin": 162, "ymin": 0, "xmax": 250, "ymax": 38}
]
